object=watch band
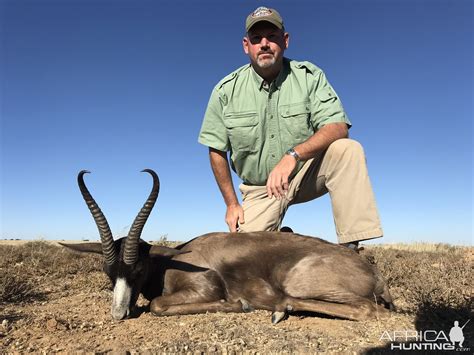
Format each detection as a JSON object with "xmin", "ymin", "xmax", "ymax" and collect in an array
[{"xmin": 286, "ymin": 148, "xmax": 300, "ymax": 161}]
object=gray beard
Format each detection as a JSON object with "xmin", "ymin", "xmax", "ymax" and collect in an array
[{"xmin": 256, "ymin": 56, "xmax": 276, "ymax": 69}]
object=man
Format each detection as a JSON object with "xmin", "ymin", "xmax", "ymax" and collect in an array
[
  {"xmin": 449, "ymin": 320, "xmax": 467, "ymax": 348},
  {"xmin": 198, "ymin": 7, "xmax": 383, "ymax": 249}
]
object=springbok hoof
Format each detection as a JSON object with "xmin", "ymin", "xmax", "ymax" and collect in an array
[
  {"xmin": 271, "ymin": 311, "xmax": 287, "ymax": 324},
  {"xmin": 240, "ymin": 299, "xmax": 254, "ymax": 313}
]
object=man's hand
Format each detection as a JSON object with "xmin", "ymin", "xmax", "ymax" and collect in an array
[
  {"xmin": 209, "ymin": 148, "xmax": 244, "ymax": 234},
  {"xmin": 226, "ymin": 203, "xmax": 245, "ymax": 232},
  {"xmin": 266, "ymin": 123, "xmax": 349, "ymax": 199},
  {"xmin": 266, "ymin": 154, "xmax": 298, "ymax": 199}
]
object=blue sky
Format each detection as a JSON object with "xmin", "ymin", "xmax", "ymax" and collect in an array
[{"xmin": 1, "ymin": 0, "xmax": 472, "ymax": 245}]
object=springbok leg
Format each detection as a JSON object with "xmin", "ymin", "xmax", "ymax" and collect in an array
[
  {"xmin": 150, "ymin": 290, "xmax": 245, "ymax": 316},
  {"xmin": 151, "ymin": 300, "xmax": 244, "ymax": 316},
  {"xmin": 286, "ymin": 297, "xmax": 389, "ymax": 321},
  {"xmin": 151, "ymin": 297, "xmax": 244, "ymax": 316}
]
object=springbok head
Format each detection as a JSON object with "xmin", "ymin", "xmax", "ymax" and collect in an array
[{"xmin": 61, "ymin": 169, "xmax": 183, "ymax": 320}]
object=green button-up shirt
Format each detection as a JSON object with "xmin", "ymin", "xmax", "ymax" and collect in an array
[{"xmin": 198, "ymin": 58, "xmax": 351, "ymax": 186}]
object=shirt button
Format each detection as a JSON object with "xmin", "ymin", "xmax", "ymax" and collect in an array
[
  {"xmin": 270, "ymin": 115, "xmax": 273, "ymax": 119},
  {"xmin": 270, "ymin": 134, "xmax": 274, "ymax": 138},
  {"xmin": 271, "ymin": 154, "xmax": 275, "ymax": 158}
]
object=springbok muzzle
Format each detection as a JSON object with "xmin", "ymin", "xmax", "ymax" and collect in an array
[{"xmin": 111, "ymin": 277, "xmax": 132, "ymax": 320}]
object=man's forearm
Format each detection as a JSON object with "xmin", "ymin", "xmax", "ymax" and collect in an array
[
  {"xmin": 209, "ymin": 148, "xmax": 239, "ymax": 207},
  {"xmin": 294, "ymin": 122, "xmax": 348, "ymax": 160}
]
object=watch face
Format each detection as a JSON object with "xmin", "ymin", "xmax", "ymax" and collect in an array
[{"xmin": 286, "ymin": 149, "xmax": 298, "ymax": 160}]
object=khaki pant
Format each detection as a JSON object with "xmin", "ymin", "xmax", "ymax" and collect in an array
[{"xmin": 239, "ymin": 139, "xmax": 383, "ymax": 243}]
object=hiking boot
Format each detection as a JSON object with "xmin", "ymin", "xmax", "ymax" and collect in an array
[{"xmin": 341, "ymin": 241, "xmax": 364, "ymax": 253}]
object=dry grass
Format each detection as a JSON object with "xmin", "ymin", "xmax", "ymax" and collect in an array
[
  {"xmin": 369, "ymin": 241, "xmax": 467, "ymax": 254},
  {"xmin": 0, "ymin": 273, "xmax": 36, "ymax": 303},
  {"xmin": 362, "ymin": 244, "xmax": 473, "ymax": 337},
  {"xmin": 0, "ymin": 241, "xmax": 104, "ymax": 303}
]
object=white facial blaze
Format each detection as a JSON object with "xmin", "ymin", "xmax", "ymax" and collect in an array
[{"xmin": 111, "ymin": 277, "xmax": 132, "ymax": 320}]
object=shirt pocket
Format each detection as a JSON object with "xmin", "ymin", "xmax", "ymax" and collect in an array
[
  {"xmin": 224, "ymin": 111, "xmax": 259, "ymax": 152},
  {"xmin": 316, "ymin": 87, "xmax": 337, "ymax": 102},
  {"xmin": 280, "ymin": 101, "xmax": 313, "ymax": 143}
]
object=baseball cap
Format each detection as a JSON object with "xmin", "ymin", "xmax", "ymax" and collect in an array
[{"xmin": 245, "ymin": 7, "xmax": 284, "ymax": 33}]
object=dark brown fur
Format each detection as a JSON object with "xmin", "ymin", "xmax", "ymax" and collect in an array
[{"xmin": 145, "ymin": 232, "xmax": 393, "ymax": 321}]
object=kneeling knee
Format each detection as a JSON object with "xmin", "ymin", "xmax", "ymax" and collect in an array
[{"xmin": 328, "ymin": 138, "xmax": 365, "ymax": 158}]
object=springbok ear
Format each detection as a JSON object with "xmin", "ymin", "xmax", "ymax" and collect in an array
[
  {"xmin": 58, "ymin": 242, "xmax": 103, "ymax": 255},
  {"xmin": 149, "ymin": 245, "xmax": 188, "ymax": 258}
]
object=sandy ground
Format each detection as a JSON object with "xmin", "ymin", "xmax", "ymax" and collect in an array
[{"xmin": 1, "ymin": 288, "xmax": 414, "ymax": 353}]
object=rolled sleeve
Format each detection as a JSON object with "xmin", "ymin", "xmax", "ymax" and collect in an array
[
  {"xmin": 309, "ymin": 71, "xmax": 351, "ymax": 130},
  {"xmin": 198, "ymin": 87, "xmax": 230, "ymax": 151}
]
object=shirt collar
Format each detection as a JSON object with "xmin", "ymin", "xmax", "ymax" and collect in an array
[{"xmin": 250, "ymin": 58, "xmax": 289, "ymax": 91}]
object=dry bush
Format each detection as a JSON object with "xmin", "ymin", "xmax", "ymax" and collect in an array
[
  {"xmin": 0, "ymin": 241, "xmax": 104, "ymax": 303},
  {"xmin": 0, "ymin": 273, "xmax": 36, "ymax": 303},
  {"xmin": 151, "ymin": 235, "xmax": 182, "ymax": 248},
  {"xmin": 371, "ymin": 242, "xmax": 465, "ymax": 254},
  {"xmin": 364, "ymin": 246, "xmax": 472, "ymax": 321},
  {"xmin": 0, "ymin": 241, "xmax": 102, "ymax": 277}
]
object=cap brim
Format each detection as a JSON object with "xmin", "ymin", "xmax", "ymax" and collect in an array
[{"xmin": 246, "ymin": 19, "xmax": 283, "ymax": 32}]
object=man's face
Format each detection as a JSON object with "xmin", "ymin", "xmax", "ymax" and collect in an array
[{"xmin": 243, "ymin": 22, "xmax": 289, "ymax": 70}]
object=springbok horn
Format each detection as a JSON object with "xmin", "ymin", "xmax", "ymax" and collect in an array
[
  {"xmin": 123, "ymin": 169, "xmax": 160, "ymax": 265},
  {"xmin": 78, "ymin": 170, "xmax": 117, "ymax": 265}
]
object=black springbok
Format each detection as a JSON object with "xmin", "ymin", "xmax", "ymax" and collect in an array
[{"xmin": 61, "ymin": 169, "xmax": 393, "ymax": 323}]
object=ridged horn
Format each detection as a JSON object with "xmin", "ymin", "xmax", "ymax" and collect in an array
[
  {"xmin": 78, "ymin": 170, "xmax": 117, "ymax": 265},
  {"xmin": 123, "ymin": 169, "xmax": 160, "ymax": 265}
]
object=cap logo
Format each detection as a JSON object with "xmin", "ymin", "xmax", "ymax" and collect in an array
[{"xmin": 251, "ymin": 6, "xmax": 272, "ymax": 18}]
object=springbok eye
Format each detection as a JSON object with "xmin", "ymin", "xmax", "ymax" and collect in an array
[{"xmin": 129, "ymin": 263, "xmax": 145, "ymax": 280}]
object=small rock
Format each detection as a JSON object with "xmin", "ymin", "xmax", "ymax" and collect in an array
[{"xmin": 46, "ymin": 318, "xmax": 58, "ymax": 331}]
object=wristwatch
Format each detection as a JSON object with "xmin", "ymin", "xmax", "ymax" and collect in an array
[{"xmin": 286, "ymin": 148, "xmax": 300, "ymax": 161}]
